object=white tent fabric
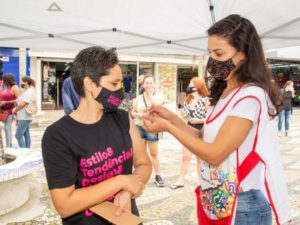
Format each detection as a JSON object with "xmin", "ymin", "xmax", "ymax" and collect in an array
[{"xmin": 0, "ymin": 0, "xmax": 300, "ymax": 55}]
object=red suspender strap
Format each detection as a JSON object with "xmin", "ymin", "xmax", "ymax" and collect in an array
[
  {"xmin": 264, "ymin": 171, "xmax": 281, "ymax": 225},
  {"xmin": 238, "ymin": 151, "xmax": 261, "ymax": 182},
  {"xmin": 232, "ymin": 96, "xmax": 262, "ymax": 182},
  {"xmin": 233, "ymin": 96, "xmax": 282, "ymax": 224},
  {"xmin": 206, "ymin": 86, "xmax": 243, "ymax": 124}
]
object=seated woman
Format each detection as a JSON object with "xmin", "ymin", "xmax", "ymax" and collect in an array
[{"xmin": 42, "ymin": 46, "xmax": 151, "ymax": 225}]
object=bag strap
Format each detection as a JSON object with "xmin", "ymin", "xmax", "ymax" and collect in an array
[{"xmin": 142, "ymin": 94, "xmax": 148, "ymax": 108}]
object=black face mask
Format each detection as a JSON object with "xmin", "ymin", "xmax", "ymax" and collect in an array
[
  {"xmin": 20, "ymin": 84, "xmax": 25, "ymax": 88},
  {"xmin": 185, "ymin": 86, "xmax": 196, "ymax": 94},
  {"xmin": 206, "ymin": 53, "xmax": 237, "ymax": 80},
  {"xmin": 95, "ymin": 87, "xmax": 124, "ymax": 112}
]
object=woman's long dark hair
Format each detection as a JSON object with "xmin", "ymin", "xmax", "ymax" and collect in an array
[
  {"xmin": 207, "ymin": 14, "xmax": 282, "ymax": 115},
  {"xmin": 3, "ymin": 73, "xmax": 17, "ymax": 87}
]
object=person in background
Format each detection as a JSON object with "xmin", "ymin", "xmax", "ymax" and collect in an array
[
  {"xmin": 123, "ymin": 71, "xmax": 132, "ymax": 93},
  {"xmin": 278, "ymin": 80, "xmax": 295, "ymax": 136},
  {"xmin": 13, "ymin": 76, "xmax": 35, "ymax": 148},
  {"xmin": 0, "ymin": 73, "xmax": 20, "ymax": 147},
  {"xmin": 143, "ymin": 14, "xmax": 291, "ymax": 225},
  {"xmin": 138, "ymin": 74, "xmax": 145, "ymax": 95},
  {"xmin": 42, "ymin": 46, "xmax": 151, "ymax": 225},
  {"xmin": 170, "ymin": 77, "xmax": 209, "ymax": 189},
  {"xmin": 132, "ymin": 75, "xmax": 165, "ymax": 187},
  {"xmin": 62, "ymin": 76, "xmax": 80, "ymax": 114},
  {"xmin": 0, "ymin": 76, "xmax": 5, "ymax": 92}
]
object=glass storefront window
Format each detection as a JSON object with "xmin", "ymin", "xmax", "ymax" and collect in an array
[{"xmin": 41, "ymin": 61, "xmax": 71, "ymax": 110}]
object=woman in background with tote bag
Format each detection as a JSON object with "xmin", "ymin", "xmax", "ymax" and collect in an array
[
  {"xmin": 12, "ymin": 76, "xmax": 35, "ymax": 148},
  {"xmin": 0, "ymin": 73, "xmax": 20, "ymax": 148}
]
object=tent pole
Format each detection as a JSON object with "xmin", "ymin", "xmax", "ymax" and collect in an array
[
  {"xmin": 198, "ymin": 55, "xmax": 205, "ymax": 80},
  {"xmin": 209, "ymin": 0, "xmax": 216, "ymax": 24},
  {"xmin": 136, "ymin": 53, "xmax": 140, "ymax": 98}
]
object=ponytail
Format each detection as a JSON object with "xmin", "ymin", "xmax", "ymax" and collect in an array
[{"xmin": 21, "ymin": 76, "xmax": 35, "ymax": 87}]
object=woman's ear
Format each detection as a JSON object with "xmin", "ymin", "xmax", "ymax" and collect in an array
[
  {"xmin": 83, "ymin": 77, "xmax": 95, "ymax": 93},
  {"xmin": 234, "ymin": 51, "xmax": 246, "ymax": 65}
]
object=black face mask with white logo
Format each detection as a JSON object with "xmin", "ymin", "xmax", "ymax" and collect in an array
[
  {"xmin": 185, "ymin": 86, "xmax": 196, "ymax": 94},
  {"xmin": 95, "ymin": 87, "xmax": 124, "ymax": 112}
]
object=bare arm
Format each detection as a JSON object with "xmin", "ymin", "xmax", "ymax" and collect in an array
[
  {"xmin": 12, "ymin": 101, "xmax": 27, "ymax": 114},
  {"xmin": 148, "ymin": 105, "xmax": 202, "ymax": 138},
  {"xmin": 113, "ymin": 115, "xmax": 152, "ymax": 216},
  {"xmin": 144, "ymin": 115, "xmax": 252, "ymax": 166},
  {"xmin": 129, "ymin": 114, "xmax": 152, "ymax": 184},
  {"xmin": 50, "ymin": 175, "xmax": 142, "ymax": 218},
  {"xmin": 131, "ymin": 98, "xmax": 140, "ymax": 118},
  {"xmin": 12, "ymin": 85, "xmax": 20, "ymax": 98}
]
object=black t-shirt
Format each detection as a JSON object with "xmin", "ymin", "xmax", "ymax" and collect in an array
[
  {"xmin": 42, "ymin": 109, "xmax": 139, "ymax": 225},
  {"xmin": 282, "ymin": 90, "xmax": 293, "ymax": 110}
]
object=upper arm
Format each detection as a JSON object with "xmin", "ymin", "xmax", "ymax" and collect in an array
[
  {"xmin": 212, "ymin": 116, "xmax": 253, "ymax": 164},
  {"xmin": 42, "ymin": 127, "xmax": 78, "ymax": 209},
  {"xmin": 50, "ymin": 185, "xmax": 75, "ymax": 216},
  {"xmin": 209, "ymin": 97, "xmax": 260, "ymax": 165},
  {"xmin": 128, "ymin": 115, "xmax": 150, "ymax": 168},
  {"xmin": 17, "ymin": 100, "xmax": 27, "ymax": 108},
  {"xmin": 42, "ymin": 128, "xmax": 77, "ymax": 190},
  {"xmin": 12, "ymin": 85, "xmax": 20, "ymax": 98}
]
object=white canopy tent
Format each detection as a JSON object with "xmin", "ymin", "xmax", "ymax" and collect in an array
[{"xmin": 0, "ymin": 0, "xmax": 300, "ymax": 56}]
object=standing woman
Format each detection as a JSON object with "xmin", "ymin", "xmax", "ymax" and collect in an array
[
  {"xmin": 12, "ymin": 76, "xmax": 35, "ymax": 148},
  {"xmin": 278, "ymin": 80, "xmax": 295, "ymax": 136},
  {"xmin": 42, "ymin": 47, "xmax": 151, "ymax": 225},
  {"xmin": 0, "ymin": 73, "xmax": 20, "ymax": 147},
  {"xmin": 132, "ymin": 75, "xmax": 165, "ymax": 187},
  {"xmin": 143, "ymin": 14, "xmax": 291, "ymax": 225},
  {"xmin": 170, "ymin": 77, "xmax": 209, "ymax": 189}
]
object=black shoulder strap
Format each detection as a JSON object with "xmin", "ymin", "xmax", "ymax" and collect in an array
[{"xmin": 142, "ymin": 94, "xmax": 148, "ymax": 108}]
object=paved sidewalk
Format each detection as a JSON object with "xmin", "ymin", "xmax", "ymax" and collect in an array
[{"xmin": 1, "ymin": 109, "xmax": 300, "ymax": 225}]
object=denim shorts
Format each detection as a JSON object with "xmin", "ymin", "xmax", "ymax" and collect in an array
[
  {"xmin": 136, "ymin": 125, "xmax": 159, "ymax": 142},
  {"xmin": 235, "ymin": 189, "xmax": 272, "ymax": 225}
]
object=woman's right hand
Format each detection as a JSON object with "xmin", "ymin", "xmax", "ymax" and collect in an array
[
  {"xmin": 121, "ymin": 174, "xmax": 144, "ymax": 198},
  {"xmin": 144, "ymin": 105, "xmax": 177, "ymax": 123}
]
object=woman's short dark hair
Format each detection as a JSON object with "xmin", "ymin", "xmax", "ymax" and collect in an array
[
  {"xmin": 206, "ymin": 14, "xmax": 282, "ymax": 115},
  {"xmin": 21, "ymin": 76, "xmax": 35, "ymax": 87},
  {"xmin": 3, "ymin": 73, "xmax": 17, "ymax": 87},
  {"xmin": 71, "ymin": 46, "xmax": 119, "ymax": 97}
]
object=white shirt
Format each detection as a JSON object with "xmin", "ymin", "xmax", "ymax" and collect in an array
[
  {"xmin": 201, "ymin": 85, "xmax": 291, "ymax": 224},
  {"xmin": 16, "ymin": 88, "xmax": 34, "ymax": 120}
]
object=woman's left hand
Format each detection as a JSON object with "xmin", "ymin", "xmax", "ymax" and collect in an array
[
  {"xmin": 113, "ymin": 190, "xmax": 132, "ymax": 216},
  {"xmin": 142, "ymin": 113, "xmax": 171, "ymax": 133}
]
